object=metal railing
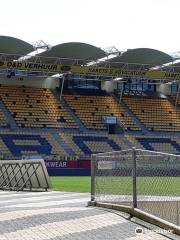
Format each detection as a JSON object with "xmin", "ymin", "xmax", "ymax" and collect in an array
[{"xmin": 0, "ymin": 159, "xmax": 51, "ymax": 191}]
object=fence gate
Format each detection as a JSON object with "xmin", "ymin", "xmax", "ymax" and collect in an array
[{"xmin": 0, "ymin": 160, "xmax": 51, "ymax": 191}]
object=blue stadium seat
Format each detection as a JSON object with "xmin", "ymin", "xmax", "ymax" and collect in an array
[
  {"xmin": 73, "ymin": 136, "xmax": 121, "ymax": 154},
  {"xmin": 136, "ymin": 138, "xmax": 180, "ymax": 153},
  {"xmin": 1, "ymin": 134, "xmax": 52, "ymax": 157}
]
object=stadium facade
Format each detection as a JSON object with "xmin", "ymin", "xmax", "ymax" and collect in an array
[{"xmin": 0, "ymin": 36, "xmax": 179, "ymax": 175}]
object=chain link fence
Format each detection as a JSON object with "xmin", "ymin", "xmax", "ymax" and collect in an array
[{"xmin": 91, "ymin": 148, "xmax": 180, "ymax": 227}]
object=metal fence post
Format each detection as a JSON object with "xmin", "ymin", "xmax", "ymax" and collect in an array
[
  {"xmin": 132, "ymin": 147, "xmax": 137, "ymax": 208},
  {"xmin": 91, "ymin": 155, "xmax": 96, "ymax": 202},
  {"xmin": 177, "ymin": 201, "xmax": 179, "ymax": 226}
]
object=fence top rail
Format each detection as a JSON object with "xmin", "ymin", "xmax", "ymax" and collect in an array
[
  {"xmin": 91, "ymin": 155, "xmax": 168, "ymax": 162},
  {"xmin": 91, "ymin": 148, "xmax": 180, "ymax": 161},
  {"xmin": 136, "ymin": 149, "xmax": 180, "ymax": 158},
  {"xmin": 0, "ymin": 159, "xmax": 45, "ymax": 165},
  {"xmin": 91, "ymin": 149, "xmax": 132, "ymax": 157}
]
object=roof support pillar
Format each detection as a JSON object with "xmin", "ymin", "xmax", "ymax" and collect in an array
[
  {"xmin": 175, "ymin": 83, "xmax": 180, "ymax": 107},
  {"xmin": 59, "ymin": 75, "xmax": 65, "ymax": 101}
]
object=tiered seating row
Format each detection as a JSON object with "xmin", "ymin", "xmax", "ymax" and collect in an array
[
  {"xmin": 0, "ymin": 132, "xmax": 67, "ymax": 158},
  {"xmin": 0, "ymin": 131, "xmax": 179, "ymax": 158},
  {"xmin": 123, "ymin": 97, "xmax": 180, "ymax": 131},
  {"xmin": 63, "ymin": 95, "xmax": 139, "ymax": 130},
  {"xmin": 0, "ymin": 85, "xmax": 77, "ymax": 129},
  {"xmin": 170, "ymin": 95, "xmax": 180, "ymax": 105},
  {"xmin": 126, "ymin": 135, "xmax": 180, "ymax": 154},
  {"xmin": 60, "ymin": 133, "xmax": 129, "ymax": 156},
  {"xmin": 0, "ymin": 109, "xmax": 8, "ymax": 127}
]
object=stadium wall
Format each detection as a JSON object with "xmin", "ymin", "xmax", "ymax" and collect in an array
[
  {"xmin": 0, "ymin": 76, "xmax": 59, "ymax": 89},
  {"xmin": 156, "ymin": 83, "xmax": 171, "ymax": 95},
  {"xmin": 45, "ymin": 160, "xmax": 91, "ymax": 176},
  {"xmin": 101, "ymin": 80, "xmax": 117, "ymax": 92}
]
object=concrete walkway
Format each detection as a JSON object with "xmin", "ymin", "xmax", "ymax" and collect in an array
[{"xmin": 0, "ymin": 191, "xmax": 178, "ymax": 240}]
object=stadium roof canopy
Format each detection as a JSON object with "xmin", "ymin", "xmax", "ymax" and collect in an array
[
  {"xmin": 39, "ymin": 42, "xmax": 107, "ymax": 60},
  {"xmin": 0, "ymin": 36, "xmax": 34, "ymax": 55},
  {"xmin": 109, "ymin": 48, "xmax": 173, "ymax": 66}
]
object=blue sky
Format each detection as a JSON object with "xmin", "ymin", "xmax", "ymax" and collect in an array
[{"xmin": 1, "ymin": 0, "xmax": 180, "ymax": 53}]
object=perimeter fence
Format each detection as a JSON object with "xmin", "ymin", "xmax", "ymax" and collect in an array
[{"xmin": 90, "ymin": 148, "xmax": 180, "ymax": 233}]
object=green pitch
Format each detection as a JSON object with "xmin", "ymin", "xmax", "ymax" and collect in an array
[
  {"xmin": 50, "ymin": 176, "xmax": 180, "ymax": 196},
  {"xmin": 50, "ymin": 176, "xmax": 91, "ymax": 192}
]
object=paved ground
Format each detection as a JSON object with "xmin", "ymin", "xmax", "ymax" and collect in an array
[{"xmin": 0, "ymin": 191, "xmax": 178, "ymax": 240}]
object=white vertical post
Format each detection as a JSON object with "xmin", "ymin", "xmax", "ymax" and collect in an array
[
  {"xmin": 175, "ymin": 84, "xmax": 180, "ymax": 107},
  {"xmin": 119, "ymin": 84, "xmax": 124, "ymax": 103},
  {"xmin": 132, "ymin": 147, "xmax": 137, "ymax": 208},
  {"xmin": 60, "ymin": 75, "xmax": 65, "ymax": 101},
  {"xmin": 91, "ymin": 155, "xmax": 96, "ymax": 202}
]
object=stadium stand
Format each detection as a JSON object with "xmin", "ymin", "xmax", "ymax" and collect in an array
[
  {"xmin": 0, "ymin": 83, "xmax": 178, "ymax": 159},
  {"xmin": 0, "ymin": 108, "xmax": 8, "ymax": 127},
  {"xmin": 169, "ymin": 94, "xmax": 180, "ymax": 106},
  {"xmin": 0, "ymin": 85, "xmax": 77, "ymax": 129},
  {"xmin": 126, "ymin": 134, "xmax": 180, "ymax": 154},
  {"xmin": 0, "ymin": 38, "xmax": 180, "ymax": 162},
  {"xmin": 122, "ymin": 96, "xmax": 180, "ymax": 131},
  {"xmin": 60, "ymin": 133, "xmax": 128, "ymax": 156},
  {"xmin": 63, "ymin": 94, "xmax": 139, "ymax": 130},
  {"xmin": 0, "ymin": 131, "xmax": 67, "ymax": 158}
]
